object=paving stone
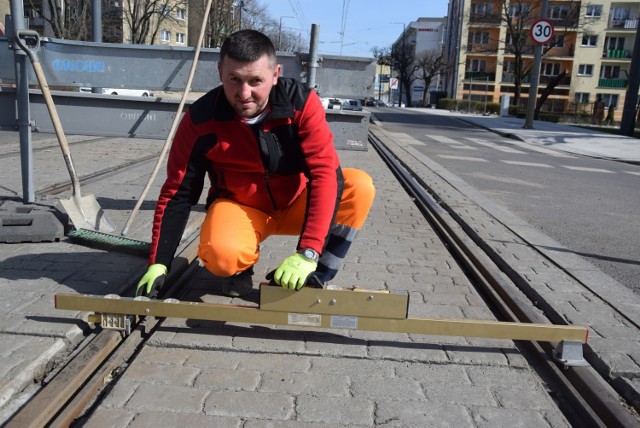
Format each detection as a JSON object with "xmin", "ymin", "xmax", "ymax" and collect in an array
[
  {"xmin": 235, "ymin": 352, "xmax": 311, "ymax": 373},
  {"xmin": 194, "ymin": 368, "xmax": 261, "ymax": 391},
  {"xmin": 204, "ymin": 390, "xmax": 294, "ymax": 419},
  {"xmin": 134, "ymin": 346, "xmax": 193, "ymax": 366},
  {"xmin": 494, "ymin": 387, "xmax": 560, "ymax": 410},
  {"xmin": 423, "ymin": 384, "xmax": 497, "ymax": 407},
  {"xmin": 122, "ymin": 361, "xmax": 200, "ymax": 386},
  {"xmin": 446, "ymin": 345, "xmax": 510, "ymax": 366},
  {"xmin": 244, "ymin": 420, "xmax": 342, "ymax": 428},
  {"xmin": 259, "ymin": 371, "xmax": 349, "ymax": 397},
  {"xmin": 128, "ymin": 412, "xmax": 241, "ymax": 427},
  {"xmin": 295, "ymin": 396, "xmax": 374, "ymax": 426},
  {"xmin": 82, "ymin": 407, "xmax": 135, "ymax": 427},
  {"xmin": 125, "ymin": 383, "xmax": 209, "ymax": 413},
  {"xmin": 350, "ymin": 376, "xmax": 425, "ymax": 402},
  {"xmin": 375, "ymin": 402, "xmax": 472, "ymax": 427},
  {"xmin": 472, "ymin": 407, "xmax": 563, "ymax": 427}
]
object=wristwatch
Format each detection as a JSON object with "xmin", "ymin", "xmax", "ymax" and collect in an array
[{"xmin": 298, "ymin": 248, "xmax": 319, "ymax": 262}]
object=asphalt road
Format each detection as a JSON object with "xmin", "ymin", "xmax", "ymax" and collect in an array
[{"xmin": 370, "ymin": 107, "xmax": 640, "ymax": 295}]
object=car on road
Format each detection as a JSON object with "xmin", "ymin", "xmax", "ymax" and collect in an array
[
  {"xmin": 326, "ymin": 98, "xmax": 343, "ymax": 110},
  {"xmin": 80, "ymin": 87, "xmax": 155, "ymax": 97},
  {"xmin": 342, "ymin": 99, "xmax": 363, "ymax": 111}
]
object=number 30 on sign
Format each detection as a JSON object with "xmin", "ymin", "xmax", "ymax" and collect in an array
[{"xmin": 530, "ymin": 19, "xmax": 554, "ymax": 44}]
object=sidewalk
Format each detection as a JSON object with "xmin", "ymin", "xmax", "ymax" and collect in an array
[
  {"xmin": 400, "ymin": 108, "xmax": 640, "ymax": 164},
  {"xmin": 0, "ymin": 125, "xmax": 639, "ymax": 424}
]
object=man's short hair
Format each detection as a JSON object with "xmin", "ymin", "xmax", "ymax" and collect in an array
[{"xmin": 220, "ymin": 30, "xmax": 276, "ymax": 65}]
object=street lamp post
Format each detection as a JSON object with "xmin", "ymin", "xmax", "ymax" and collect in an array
[
  {"xmin": 279, "ymin": 16, "xmax": 294, "ymax": 51},
  {"xmin": 391, "ymin": 22, "xmax": 407, "ymax": 107}
]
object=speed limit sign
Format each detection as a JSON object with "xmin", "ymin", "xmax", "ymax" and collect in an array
[{"xmin": 530, "ymin": 19, "xmax": 554, "ymax": 44}]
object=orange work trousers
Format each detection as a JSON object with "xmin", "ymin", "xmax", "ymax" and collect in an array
[{"xmin": 198, "ymin": 168, "xmax": 375, "ymax": 278}]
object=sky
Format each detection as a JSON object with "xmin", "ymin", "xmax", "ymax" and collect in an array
[{"xmin": 263, "ymin": 0, "xmax": 450, "ymax": 58}]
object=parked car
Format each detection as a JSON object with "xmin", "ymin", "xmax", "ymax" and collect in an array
[
  {"xmin": 327, "ymin": 98, "xmax": 343, "ymax": 109},
  {"xmin": 342, "ymin": 99, "xmax": 363, "ymax": 111},
  {"xmin": 364, "ymin": 97, "xmax": 379, "ymax": 106},
  {"xmin": 80, "ymin": 87, "xmax": 154, "ymax": 97}
]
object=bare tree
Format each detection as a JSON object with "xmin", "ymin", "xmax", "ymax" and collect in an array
[
  {"xmin": 498, "ymin": 0, "xmax": 582, "ymax": 107},
  {"xmin": 30, "ymin": 0, "xmax": 91, "ymax": 40},
  {"xmin": 390, "ymin": 37, "xmax": 419, "ymax": 106},
  {"xmin": 415, "ymin": 48, "xmax": 447, "ymax": 107},
  {"xmin": 124, "ymin": 0, "xmax": 187, "ymax": 44}
]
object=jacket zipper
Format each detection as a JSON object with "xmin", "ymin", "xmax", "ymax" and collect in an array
[{"xmin": 263, "ymin": 171, "xmax": 278, "ymax": 210}]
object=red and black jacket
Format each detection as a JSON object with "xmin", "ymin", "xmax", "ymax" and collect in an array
[{"xmin": 149, "ymin": 77, "xmax": 344, "ymax": 268}]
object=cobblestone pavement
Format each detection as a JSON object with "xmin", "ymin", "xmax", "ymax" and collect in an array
[{"xmin": 1, "ymin": 122, "xmax": 638, "ymax": 425}]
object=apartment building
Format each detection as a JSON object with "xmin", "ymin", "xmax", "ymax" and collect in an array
[
  {"xmin": 392, "ymin": 17, "xmax": 447, "ymax": 106},
  {"xmin": 445, "ymin": 0, "xmax": 639, "ymax": 121}
]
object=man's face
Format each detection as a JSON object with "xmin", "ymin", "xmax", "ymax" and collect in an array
[{"xmin": 218, "ymin": 54, "xmax": 281, "ymax": 119}]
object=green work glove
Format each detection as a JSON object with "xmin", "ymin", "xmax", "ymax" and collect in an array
[
  {"xmin": 136, "ymin": 264, "xmax": 167, "ymax": 298},
  {"xmin": 273, "ymin": 253, "xmax": 318, "ymax": 290}
]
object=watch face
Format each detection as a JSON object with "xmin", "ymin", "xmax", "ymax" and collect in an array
[{"xmin": 303, "ymin": 249, "xmax": 318, "ymax": 261}]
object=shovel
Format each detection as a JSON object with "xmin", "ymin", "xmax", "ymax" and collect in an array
[{"xmin": 14, "ymin": 30, "xmax": 116, "ymax": 233}]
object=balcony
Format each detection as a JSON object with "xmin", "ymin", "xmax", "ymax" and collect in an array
[
  {"xmin": 502, "ymin": 74, "xmax": 531, "ymax": 84},
  {"xmin": 608, "ymin": 19, "xmax": 639, "ymax": 29},
  {"xmin": 467, "ymin": 43, "xmax": 500, "ymax": 54},
  {"xmin": 598, "ymin": 78, "xmax": 628, "ymax": 88},
  {"xmin": 539, "ymin": 75, "xmax": 571, "ymax": 86},
  {"xmin": 602, "ymin": 49, "xmax": 631, "ymax": 59},
  {"xmin": 465, "ymin": 72, "xmax": 496, "ymax": 81},
  {"xmin": 469, "ymin": 13, "xmax": 502, "ymax": 25}
]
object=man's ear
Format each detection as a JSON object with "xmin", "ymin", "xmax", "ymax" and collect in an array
[
  {"xmin": 273, "ymin": 64, "xmax": 282, "ymax": 85},
  {"xmin": 217, "ymin": 62, "xmax": 223, "ymax": 80}
]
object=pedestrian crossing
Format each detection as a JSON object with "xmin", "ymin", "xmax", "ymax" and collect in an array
[{"xmin": 384, "ymin": 132, "xmax": 639, "ymax": 177}]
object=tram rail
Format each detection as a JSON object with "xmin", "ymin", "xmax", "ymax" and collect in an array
[
  {"xmin": 368, "ymin": 131, "xmax": 637, "ymax": 427},
  {"xmin": 3, "ymin": 131, "xmax": 638, "ymax": 426}
]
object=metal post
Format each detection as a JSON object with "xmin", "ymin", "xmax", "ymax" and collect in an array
[
  {"xmin": 91, "ymin": 0, "xmax": 102, "ymax": 94},
  {"xmin": 278, "ymin": 16, "xmax": 293, "ymax": 51},
  {"xmin": 400, "ymin": 23, "xmax": 405, "ymax": 107},
  {"xmin": 524, "ymin": 0, "xmax": 549, "ymax": 129},
  {"xmin": 9, "ymin": 0, "xmax": 34, "ymax": 203},
  {"xmin": 468, "ymin": 73, "xmax": 472, "ymax": 112},
  {"xmin": 620, "ymin": 23, "xmax": 640, "ymax": 136},
  {"xmin": 307, "ymin": 24, "xmax": 319, "ymax": 90}
]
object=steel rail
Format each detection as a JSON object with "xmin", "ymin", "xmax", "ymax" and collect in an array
[
  {"xmin": 35, "ymin": 153, "xmax": 159, "ymax": 196},
  {"xmin": 0, "ymin": 136, "xmax": 109, "ymax": 159},
  {"xmin": 4, "ymin": 236, "xmax": 200, "ymax": 427},
  {"xmin": 368, "ymin": 131, "xmax": 638, "ymax": 427}
]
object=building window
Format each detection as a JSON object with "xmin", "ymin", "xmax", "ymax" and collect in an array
[
  {"xmin": 600, "ymin": 65, "xmax": 620, "ymax": 79},
  {"xmin": 581, "ymin": 34, "xmax": 597, "ymax": 47},
  {"xmin": 585, "ymin": 5, "xmax": 602, "ymax": 17},
  {"xmin": 605, "ymin": 37, "xmax": 625, "ymax": 50},
  {"xmin": 160, "ymin": 30, "xmax": 170, "ymax": 42},
  {"xmin": 160, "ymin": 4, "xmax": 170, "ymax": 17},
  {"xmin": 467, "ymin": 59, "xmax": 487, "ymax": 72},
  {"xmin": 545, "ymin": 34, "xmax": 565, "ymax": 49},
  {"xmin": 549, "ymin": 5, "xmax": 570, "ymax": 20},
  {"xmin": 176, "ymin": 8, "xmax": 186, "ymax": 19},
  {"xmin": 577, "ymin": 64, "xmax": 593, "ymax": 76},
  {"xmin": 575, "ymin": 93, "xmax": 590, "ymax": 104},
  {"xmin": 598, "ymin": 94, "xmax": 619, "ymax": 108},
  {"xmin": 541, "ymin": 62, "xmax": 561, "ymax": 76},
  {"xmin": 470, "ymin": 2, "xmax": 491, "ymax": 16},
  {"xmin": 469, "ymin": 31, "xmax": 489, "ymax": 44},
  {"xmin": 176, "ymin": 33, "xmax": 185, "ymax": 44},
  {"xmin": 509, "ymin": 4, "xmax": 530, "ymax": 17}
]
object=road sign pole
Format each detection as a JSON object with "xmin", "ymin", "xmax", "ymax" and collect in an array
[{"xmin": 524, "ymin": 1, "xmax": 550, "ymax": 129}]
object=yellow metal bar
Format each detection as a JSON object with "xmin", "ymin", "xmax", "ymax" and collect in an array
[
  {"xmin": 54, "ymin": 293, "xmax": 589, "ymax": 343},
  {"xmin": 259, "ymin": 284, "xmax": 409, "ymax": 319}
]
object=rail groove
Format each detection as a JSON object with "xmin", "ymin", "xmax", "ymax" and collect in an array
[{"xmin": 368, "ymin": 130, "xmax": 637, "ymax": 427}]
